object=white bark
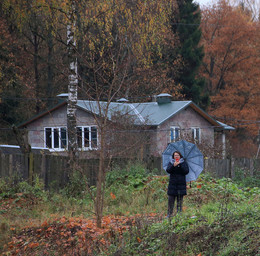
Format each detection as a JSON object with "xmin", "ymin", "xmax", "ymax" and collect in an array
[{"xmin": 67, "ymin": 1, "xmax": 78, "ymax": 156}]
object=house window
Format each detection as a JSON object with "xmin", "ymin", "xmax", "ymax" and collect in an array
[
  {"xmin": 77, "ymin": 126, "xmax": 98, "ymax": 149},
  {"xmin": 45, "ymin": 126, "xmax": 98, "ymax": 150},
  {"xmin": 170, "ymin": 127, "xmax": 180, "ymax": 142},
  {"xmin": 192, "ymin": 127, "xmax": 200, "ymax": 142},
  {"xmin": 60, "ymin": 127, "xmax": 67, "ymax": 148},
  {"xmin": 45, "ymin": 127, "xmax": 67, "ymax": 149}
]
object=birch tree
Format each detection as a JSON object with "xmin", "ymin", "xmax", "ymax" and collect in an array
[
  {"xmin": 67, "ymin": 0, "xmax": 78, "ymax": 161},
  {"xmin": 65, "ymin": 0, "xmax": 178, "ymax": 227}
]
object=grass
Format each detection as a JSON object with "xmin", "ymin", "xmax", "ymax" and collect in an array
[{"xmin": 0, "ymin": 163, "xmax": 259, "ymax": 255}]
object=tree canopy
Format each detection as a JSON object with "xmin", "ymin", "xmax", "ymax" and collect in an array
[
  {"xmin": 200, "ymin": 0, "xmax": 260, "ymax": 157},
  {"xmin": 0, "ymin": 0, "xmax": 259, "ymax": 157}
]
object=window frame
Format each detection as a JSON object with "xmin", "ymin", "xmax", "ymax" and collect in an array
[
  {"xmin": 44, "ymin": 127, "xmax": 67, "ymax": 151},
  {"xmin": 170, "ymin": 126, "xmax": 181, "ymax": 142},
  {"xmin": 76, "ymin": 125, "xmax": 98, "ymax": 150},
  {"xmin": 191, "ymin": 127, "xmax": 201, "ymax": 143},
  {"xmin": 44, "ymin": 126, "xmax": 98, "ymax": 151}
]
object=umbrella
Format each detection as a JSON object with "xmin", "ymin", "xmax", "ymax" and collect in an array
[{"xmin": 162, "ymin": 140, "xmax": 204, "ymax": 182}]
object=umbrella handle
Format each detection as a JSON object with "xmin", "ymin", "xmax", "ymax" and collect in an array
[{"xmin": 190, "ymin": 182, "xmax": 192, "ymax": 188}]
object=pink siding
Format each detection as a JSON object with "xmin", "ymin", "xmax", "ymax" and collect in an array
[
  {"xmin": 26, "ymin": 105, "xmax": 215, "ymax": 157},
  {"xmin": 151, "ymin": 106, "xmax": 214, "ymax": 156},
  {"xmin": 26, "ymin": 106, "xmax": 96, "ymax": 148}
]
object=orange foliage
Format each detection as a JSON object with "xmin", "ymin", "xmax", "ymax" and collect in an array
[
  {"xmin": 3, "ymin": 213, "xmax": 162, "ymax": 255},
  {"xmin": 201, "ymin": 0, "xmax": 260, "ymax": 157},
  {"xmin": 137, "ymin": 237, "xmax": 142, "ymax": 243},
  {"xmin": 110, "ymin": 192, "xmax": 116, "ymax": 200}
]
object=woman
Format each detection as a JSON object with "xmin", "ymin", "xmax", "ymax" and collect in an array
[{"xmin": 166, "ymin": 151, "xmax": 189, "ymax": 217}]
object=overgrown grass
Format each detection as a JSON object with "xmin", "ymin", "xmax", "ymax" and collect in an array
[{"xmin": 0, "ymin": 165, "xmax": 259, "ymax": 255}]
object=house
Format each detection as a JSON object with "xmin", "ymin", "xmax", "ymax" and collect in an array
[{"xmin": 18, "ymin": 93, "xmax": 234, "ymax": 158}]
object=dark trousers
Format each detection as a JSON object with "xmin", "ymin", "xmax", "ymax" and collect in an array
[{"xmin": 168, "ymin": 194, "xmax": 184, "ymax": 217}]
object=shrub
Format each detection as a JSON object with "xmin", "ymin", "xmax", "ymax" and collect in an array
[
  {"xmin": 233, "ymin": 167, "xmax": 260, "ymax": 188},
  {"xmin": 0, "ymin": 176, "xmax": 45, "ymax": 199},
  {"xmin": 61, "ymin": 170, "xmax": 90, "ymax": 198}
]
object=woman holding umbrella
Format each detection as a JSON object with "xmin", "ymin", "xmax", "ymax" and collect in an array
[{"xmin": 166, "ymin": 151, "xmax": 189, "ymax": 217}]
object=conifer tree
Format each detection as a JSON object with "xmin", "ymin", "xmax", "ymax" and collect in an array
[{"xmin": 168, "ymin": 0, "xmax": 209, "ymax": 108}]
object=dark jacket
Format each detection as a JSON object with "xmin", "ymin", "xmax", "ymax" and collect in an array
[{"xmin": 166, "ymin": 160, "xmax": 189, "ymax": 196}]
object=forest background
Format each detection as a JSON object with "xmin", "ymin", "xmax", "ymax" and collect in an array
[{"xmin": 0, "ymin": 0, "xmax": 259, "ymax": 158}]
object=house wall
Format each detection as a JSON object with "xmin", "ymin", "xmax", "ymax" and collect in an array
[
  {"xmin": 150, "ymin": 106, "xmax": 215, "ymax": 156},
  {"xmin": 26, "ymin": 106, "xmax": 97, "ymax": 149},
  {"xmin": 25, "ymin": 104, "xmax": 215, "ymax": 158}
]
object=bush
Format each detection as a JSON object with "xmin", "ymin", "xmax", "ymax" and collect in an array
[
  {"xmin": 0, "ymin": 176, "xmax": 45, "ymax": 199},
  {"xmin": 61, "ymin": 170, "xmax": 90, "ymax": 198},
  {"xmin": 106, "ymin": 162, "xmax": 152, "ymax": 188},
  {"xmin": 233, "ymin": 167, "xmax": 260, "ymax": 188}
]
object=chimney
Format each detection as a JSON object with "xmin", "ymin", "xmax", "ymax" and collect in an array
[
  {"xmin": 57, "ymin": 93, "xmax": 68, "ymax": 103},
  {"xmin": 57, "ymin": 93, "xmax": 69, "ymax": 99},
  {"xmin": 116, "ymin": 98, "xmax": 129, "ymax": 103},
  {"xmin": 156, "ymin": 93, "xmax": 172, "ymax": 104}
]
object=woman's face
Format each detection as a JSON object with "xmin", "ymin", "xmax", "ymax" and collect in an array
[{"xmin": 174, "ymin": 152, "xmax": 180, "ymax": 161}]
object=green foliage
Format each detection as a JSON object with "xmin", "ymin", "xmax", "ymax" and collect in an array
[
  {"xmin": 1, "ymin": 169, "xmax": 259, "ymax": 255},
  {"xmin": 168, "ymin": 0, "xmax": 208, "ymax": 107},
  {"xmin": 61, "ymin": 170, "xmax": 90, "ymax": 198},
  {"xmin": 104, "ymin": 200, "xmax": 259, "ymax": 256},
  {"xmin": 0, "ymin": 175, "xmax": 46, "ymax": 199},
  {"xmin": 103, "ymin": 172, "xmax": 259, "ymax": 256},
  {"xmin": 188, "ymin": 174, "xmax": 260, "ymax": 204},
  {"xmin": 233, "ymin": 167, "xmax": 260, "ymax": 188},
  {"xmin": 104, "ymin": 163, "xmax": 165, "ymax": 215},
  {"xmin": 106, "ymin": 162, "xmax": 153, "ymax": 189}
]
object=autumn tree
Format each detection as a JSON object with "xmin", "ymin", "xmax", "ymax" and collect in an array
[
  {"xmin": 60, "ymin": 0, "xmax": 181, "ymax": 227},
  {"xmin": 233, "ymin": 0, "xmax": 260, "ymax": 20},
  {"xmin": 200, "ymin": 0, "xmax": 260, "ymax": 157},
  {"xmin": 1, "ymin": 0, "xmax": 68, "ymax": 113},
  {"xmin": 0, "ymin": 0, "xmax": 184, "ymax": 227},
  {"xmin": 0, "ymin": 14, "xmax": 33, "ymax": 143}
]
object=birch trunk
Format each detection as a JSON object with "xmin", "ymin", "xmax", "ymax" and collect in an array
[{"xmin": 67, "ymin": 0, "xmax": 78, "ymax": 164}]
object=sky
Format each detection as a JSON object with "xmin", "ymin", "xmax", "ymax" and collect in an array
[{"xmin": 194, "ymin": 0, "xmax": 211, "ymax": 7}]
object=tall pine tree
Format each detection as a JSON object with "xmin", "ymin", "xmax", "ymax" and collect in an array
[{"xmin": 169, "ymin": 0, "xmax": 209, "ymax": 108}]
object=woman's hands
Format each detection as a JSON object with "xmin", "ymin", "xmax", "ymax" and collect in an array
[
  {"xmin": 173, "ymin": 153, "xmax": 181, "ymax": 167},
  {"xmin": 174, "ymin": 159, "xmax": 180, "ymax": 167}
]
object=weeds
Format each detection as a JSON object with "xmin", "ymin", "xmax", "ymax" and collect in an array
[{"xmin": 0, "ymin": 164, "xmax": 259, "ymax": 255}]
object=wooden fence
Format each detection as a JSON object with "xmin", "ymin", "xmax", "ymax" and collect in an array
[{"xmin": 0, "ymin": 152, "xmax": 259, "ymax": 190}]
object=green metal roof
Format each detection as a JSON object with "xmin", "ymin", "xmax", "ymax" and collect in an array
[
  {"xmin": 19, "ymin": 99, "xmax": 234, "ymax": 131},
  {"xmin": 77, "ymin": 100, "xmax": 192, "ymax": 126},
  {"xmin": 76, "ymin": 100, "xmax": 233, "ymax": 130}
]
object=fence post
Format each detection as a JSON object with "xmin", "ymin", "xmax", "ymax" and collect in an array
[
  {"xmin": 249, "ymin": 158, "xmax": 254, "ymax": 176},
  {"xmin": 204, "ymin": 158, "xmax": 208, "ymax": 173},
  {"xmin": 229, "ymin": 157, "xmax": 235, "ymax": 179},
  {"xmin": 28, "ymin": 153, "xmax": 34, "ymax": 185},
  {"xmin": 41, "ymin": 155, "xmax": 46, "ymax": 188},
  {"xmin": 9, "ymin": 154, "xmax": 13, "ymax": 177}
]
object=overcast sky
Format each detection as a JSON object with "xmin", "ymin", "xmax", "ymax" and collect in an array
[{"xmin": 194, "ymin": 0, "xmax": 211, "ymax": 7}]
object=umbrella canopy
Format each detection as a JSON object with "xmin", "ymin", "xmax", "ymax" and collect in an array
[{"xmin": 162, "ymin": 140, "xmax": 204, "ymax": 182}]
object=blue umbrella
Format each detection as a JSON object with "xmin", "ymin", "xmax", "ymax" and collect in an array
[{"xmin": 162, "ymin": 140, "xmax": 204, "ymax": 182}]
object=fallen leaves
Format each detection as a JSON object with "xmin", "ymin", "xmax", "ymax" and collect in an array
[{"xmin": 2, "ymin": 213, "xmax": 161, "ymax": 256}]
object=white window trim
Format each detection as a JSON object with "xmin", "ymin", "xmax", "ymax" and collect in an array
[
  {"xmin": 77, "ymin": 125, "xmax": 98, "ymax": 150},
  {"xmin": 191, "ymin": 127, "xmax": 201, "ymax": 143},
  {"xmin": 44, "ymin": 127, "xmax": 67, "ymax": 151},
  {"xmin": 44, "ymin": 126, "xmax": 98, "ymax": 151},
  {"xmin": 170, "ymin": 126, "xmax": 181, "ymax": 142}
]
